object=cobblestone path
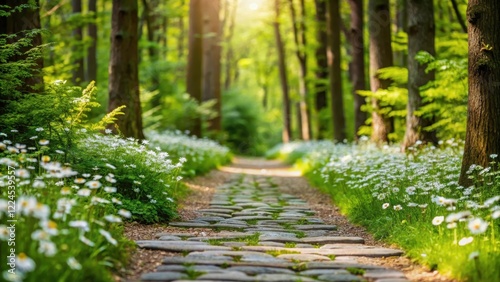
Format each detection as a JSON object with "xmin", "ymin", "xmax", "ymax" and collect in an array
[{"xmin": 137, "ymin": 162, "xmax": 408, "ymax": 282}]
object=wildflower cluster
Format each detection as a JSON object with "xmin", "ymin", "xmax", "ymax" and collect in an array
[
  {"xmin": 147, "ymin": 130, "xmax": 231, "ymax": 176},
  {"xmin": 70, "ymin": 133, "xmax": 185, "ymax": 224},
  {"xmin": 273, "ymin": 140, "xmax": 500, "ymax": 282},
  {"xmin": 0, "ymin": 130, "xmax": 132, "ymax": 282}
]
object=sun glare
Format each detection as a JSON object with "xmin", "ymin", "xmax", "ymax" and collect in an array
[{"xmin": 249, "ymin": 3, "xmax": 259, "ymax": 11}]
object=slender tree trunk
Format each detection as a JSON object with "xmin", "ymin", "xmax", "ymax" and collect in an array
[
  {"xmin": 348, "ymin": 0, "xmax": 367, "ymax": 139},
  {"xmin": 274, "ymin": 0, "xmax": 292, "ymax": 143},
  {"xmin": 143, "ymin": 0, "xmax": 161, "ymax": 101},
  {"xmin": 395, "ymin": 0, "xmax": 407, "ymax": 66},
  {"xmin": 0, "ymin": 0, "xmax": 44, "ymax": 94},
  {"xmin": 202, "ymin": 0, "xmax": 222, "ymax": 132},
  {"xmin": 162, "ymin": 17, "xmax": 168, "ymax": 59},
  {"xmin": 186, "ymin": 0, "xmax": 204, "ymax": 137},
  {"xmin": 177, "ymin": 6, "xmax": 185, "ymax": 59},
  {"xmin": 224, "ymin": 0, "xmax": 238, "ymax": 91},
  {"xmin": 71, "ymin": 0, "xmax": 85, "ymax": 85},
  {"xmin": 108, "ymin": 0, "xmax": 144, "ymax": 139},
  {"xmin": 313, "ymin": 0, "xmax": 329, "ymax": 139},
  {"xmin": 326, "ymin": 0, "xmax": 346, "ymax": 141},
  {"xmin": 288, "ymin": 0, "xmax": 310, "ymax": 140},
  {"xmin": 459, "ymin": 0, "xmax": 500, "ymax": 186},
  {"xmin": 450, "ymin": 0, "xmax": 467, "ymax": 33},
  {"xmin": 368, "ymin": 0, "xmax": 394, "ymax": 143},
  {"xmin": 87, "ymin": 0, "xmax": 97, "ymax": 83},
  {"xmin": 402, "ymin": 0, "xmax": 438, "ymax": 150}
]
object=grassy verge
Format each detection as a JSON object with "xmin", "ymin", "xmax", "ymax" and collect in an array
[{"xmin": 269, "ymin": 140, "xmax": 500, "ymax": 282}]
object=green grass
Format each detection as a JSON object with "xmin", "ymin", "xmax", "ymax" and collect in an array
[
  {"xmin": 272, "ymin": 140, "xmax": 500, "ymax": 282},
  {"xmin": 265, "ymin": 249, "xmax": 301, "ymax": 257},
  {"xmin": 346, "ymin": 267, "xmax": 365, "ymax": 275},
  {"xmin": 205, "ymin": 233, "xmax": 261, "ymax": 246}
]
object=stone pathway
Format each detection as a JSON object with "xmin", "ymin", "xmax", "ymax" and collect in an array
[{"xmin": 137, "ymin": 172, "xmax": 409, "ymax": 282}]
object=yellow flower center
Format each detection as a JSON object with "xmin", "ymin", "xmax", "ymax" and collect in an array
[{"xmin": 48, "ymin": 220, "xmax": 57, "ymax": 229}]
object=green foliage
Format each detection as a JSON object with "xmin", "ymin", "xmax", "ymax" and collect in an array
[
  {"xmin": 358, "ymin": 32, "xmax": 468, "ymax": 142},
  {"xmin": 416, "ymin": 49, "xmax": 468, "ymax": 139},
  {"xmin": 141, "ymin": 89, "xmax": 217, "ymax": 134},
  {"xmin": 0, "ymin": 31, "xmax": 44, "ymax": 96},
  {"xmin": 222, "ymin": 88, "xmax": 281, "ymax": 155}
]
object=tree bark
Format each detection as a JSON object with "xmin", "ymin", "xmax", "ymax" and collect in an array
[
  {"xmin": 186, "ymin": 0, "xmax": 204, "ymax": 137},
  {"xmin": 108, "ymin": 0, "xmax": 145, "ymax": 139},
  {"xmin": 394, "ymin": 0, "xmax": 407, "ymax": 67},
  {"xmin": 274, "ymin": 0, "xmax": 292, "ymax": 143},
  {"xmin": 313, "ymin": 0, "xmax": 329, "ymax": 139},
  {"xmin": 288, "ymin": 0, "xmax": 311, "ymax": 141},
  {"xmin": 348, "ymin": 0, "xmax": 367, "ymax": 139},
  {"xmin": 459, "ymin": 0, "xmax": 500, "ymax": 186},
  {"xmin": 326, "ymin": 0, "xmax": 346, "ymax": 141},
  {"xmin": 143, "ymin": 0, "xmax": 161, "ymax": 103},
  {"xmin": 0, "ymin": 0, "xmax": 44, "ymax": 94},
  {"xmin": 368, "ymin": 0, "xmax": 394, "ymax": 143},
  {"xmin": 202, "ymin": 0, "xmax": 222, "ymax": 132},
  {"xmin": 87, "ymin": 0, "xmax": 97, "ymax": 83},
  {"xmin": 71, "ymin": 0, "xmax": 85, "ymax": 85},
  {"xmin": 402, "ymin": 0, "xmax": 438, "ymax": 150}
]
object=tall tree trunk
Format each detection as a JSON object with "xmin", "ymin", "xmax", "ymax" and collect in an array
[
  {"xmin": 72, "ymin": 0, "xmax": 85, "ymax": 85},
  {"xmin": 313, "ymin": 0, "xmax": 329, "ymax": 139},
  {"xmin": 288, "ymin": 0, "xmax": 310, "ymax": 140},
  {"xmin": 162, "ymin": 17, "xmax": 168, "ymax": 59},
  {"xmin": 348, "ymin": 0, "xmax": 367, "ymax": 139},
  {"xmin": 87, "ymin": 0, "xmax": 98, "ymax": 83},
  {"xmin": 402, "ymin": 0, "xmax": 438, "ymax": 150},
  {"xmin": 395, "ymin": 0, "xmax": 407, "ymax": 66},
  {"xmin": 177, "ymin": 5, "xmax": 185, "ymax": 59},
  {"xmin": 0, "ymin": 0, "xmax": 44, "ymax": 94},
  {"xmin": 223, "ymin": 0, "xmax": 238, "ymax": 91},
  {"xmin": 368, "ymin": 0, "xmax": 394, "ymax": 143},
  {"xmin": 186, "ymin": 0, "xmax": 204, "ymax": 137},
  {"xmin": 326, "ymin": 0, "xmax": 346, "ymax": 141},
  {"xmin": 459, "ymin": 0, "xmax": 500, "ymax": 186},
  {"xmin": 274, "ymin": 0, "xmax": 292, "ymax": 143},
  {"xmin": 108, "ymin": 0, "xmax": 145, "ymax": 139},
  {"xmin": 143, "ymin": 0, "xmax": 161, "ymax": 106},
  {"xmin": 202, "ymin": 0, "xmax": 222, "ymax": 132}
]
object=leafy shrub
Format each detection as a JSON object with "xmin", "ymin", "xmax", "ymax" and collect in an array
[{"xmin": 222, "ymin": 88, "xmax": 281, "ymax": 155}]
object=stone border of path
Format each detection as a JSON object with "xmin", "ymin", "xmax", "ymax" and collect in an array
[{"xmin": 137, "ymin": 175, "xmax": 409, "ymax": 282}]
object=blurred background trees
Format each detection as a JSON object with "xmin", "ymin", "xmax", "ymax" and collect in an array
[{"xmin": 0, "ymin": 0, "xmax": 477, "ymax": 155}]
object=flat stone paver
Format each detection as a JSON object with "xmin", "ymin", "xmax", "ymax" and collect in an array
[{"xmin": 137, "ymin": 170, "xmax": 408, "ymax": 282}]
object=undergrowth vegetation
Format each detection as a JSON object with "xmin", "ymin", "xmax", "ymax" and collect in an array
[
  {"xmin": 270, "ymin": 140, "xmax": 500, "ymax": 282},
  {"xmin": 0, "ymin": 82, "xmax": 231, "ymax": 281}
]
